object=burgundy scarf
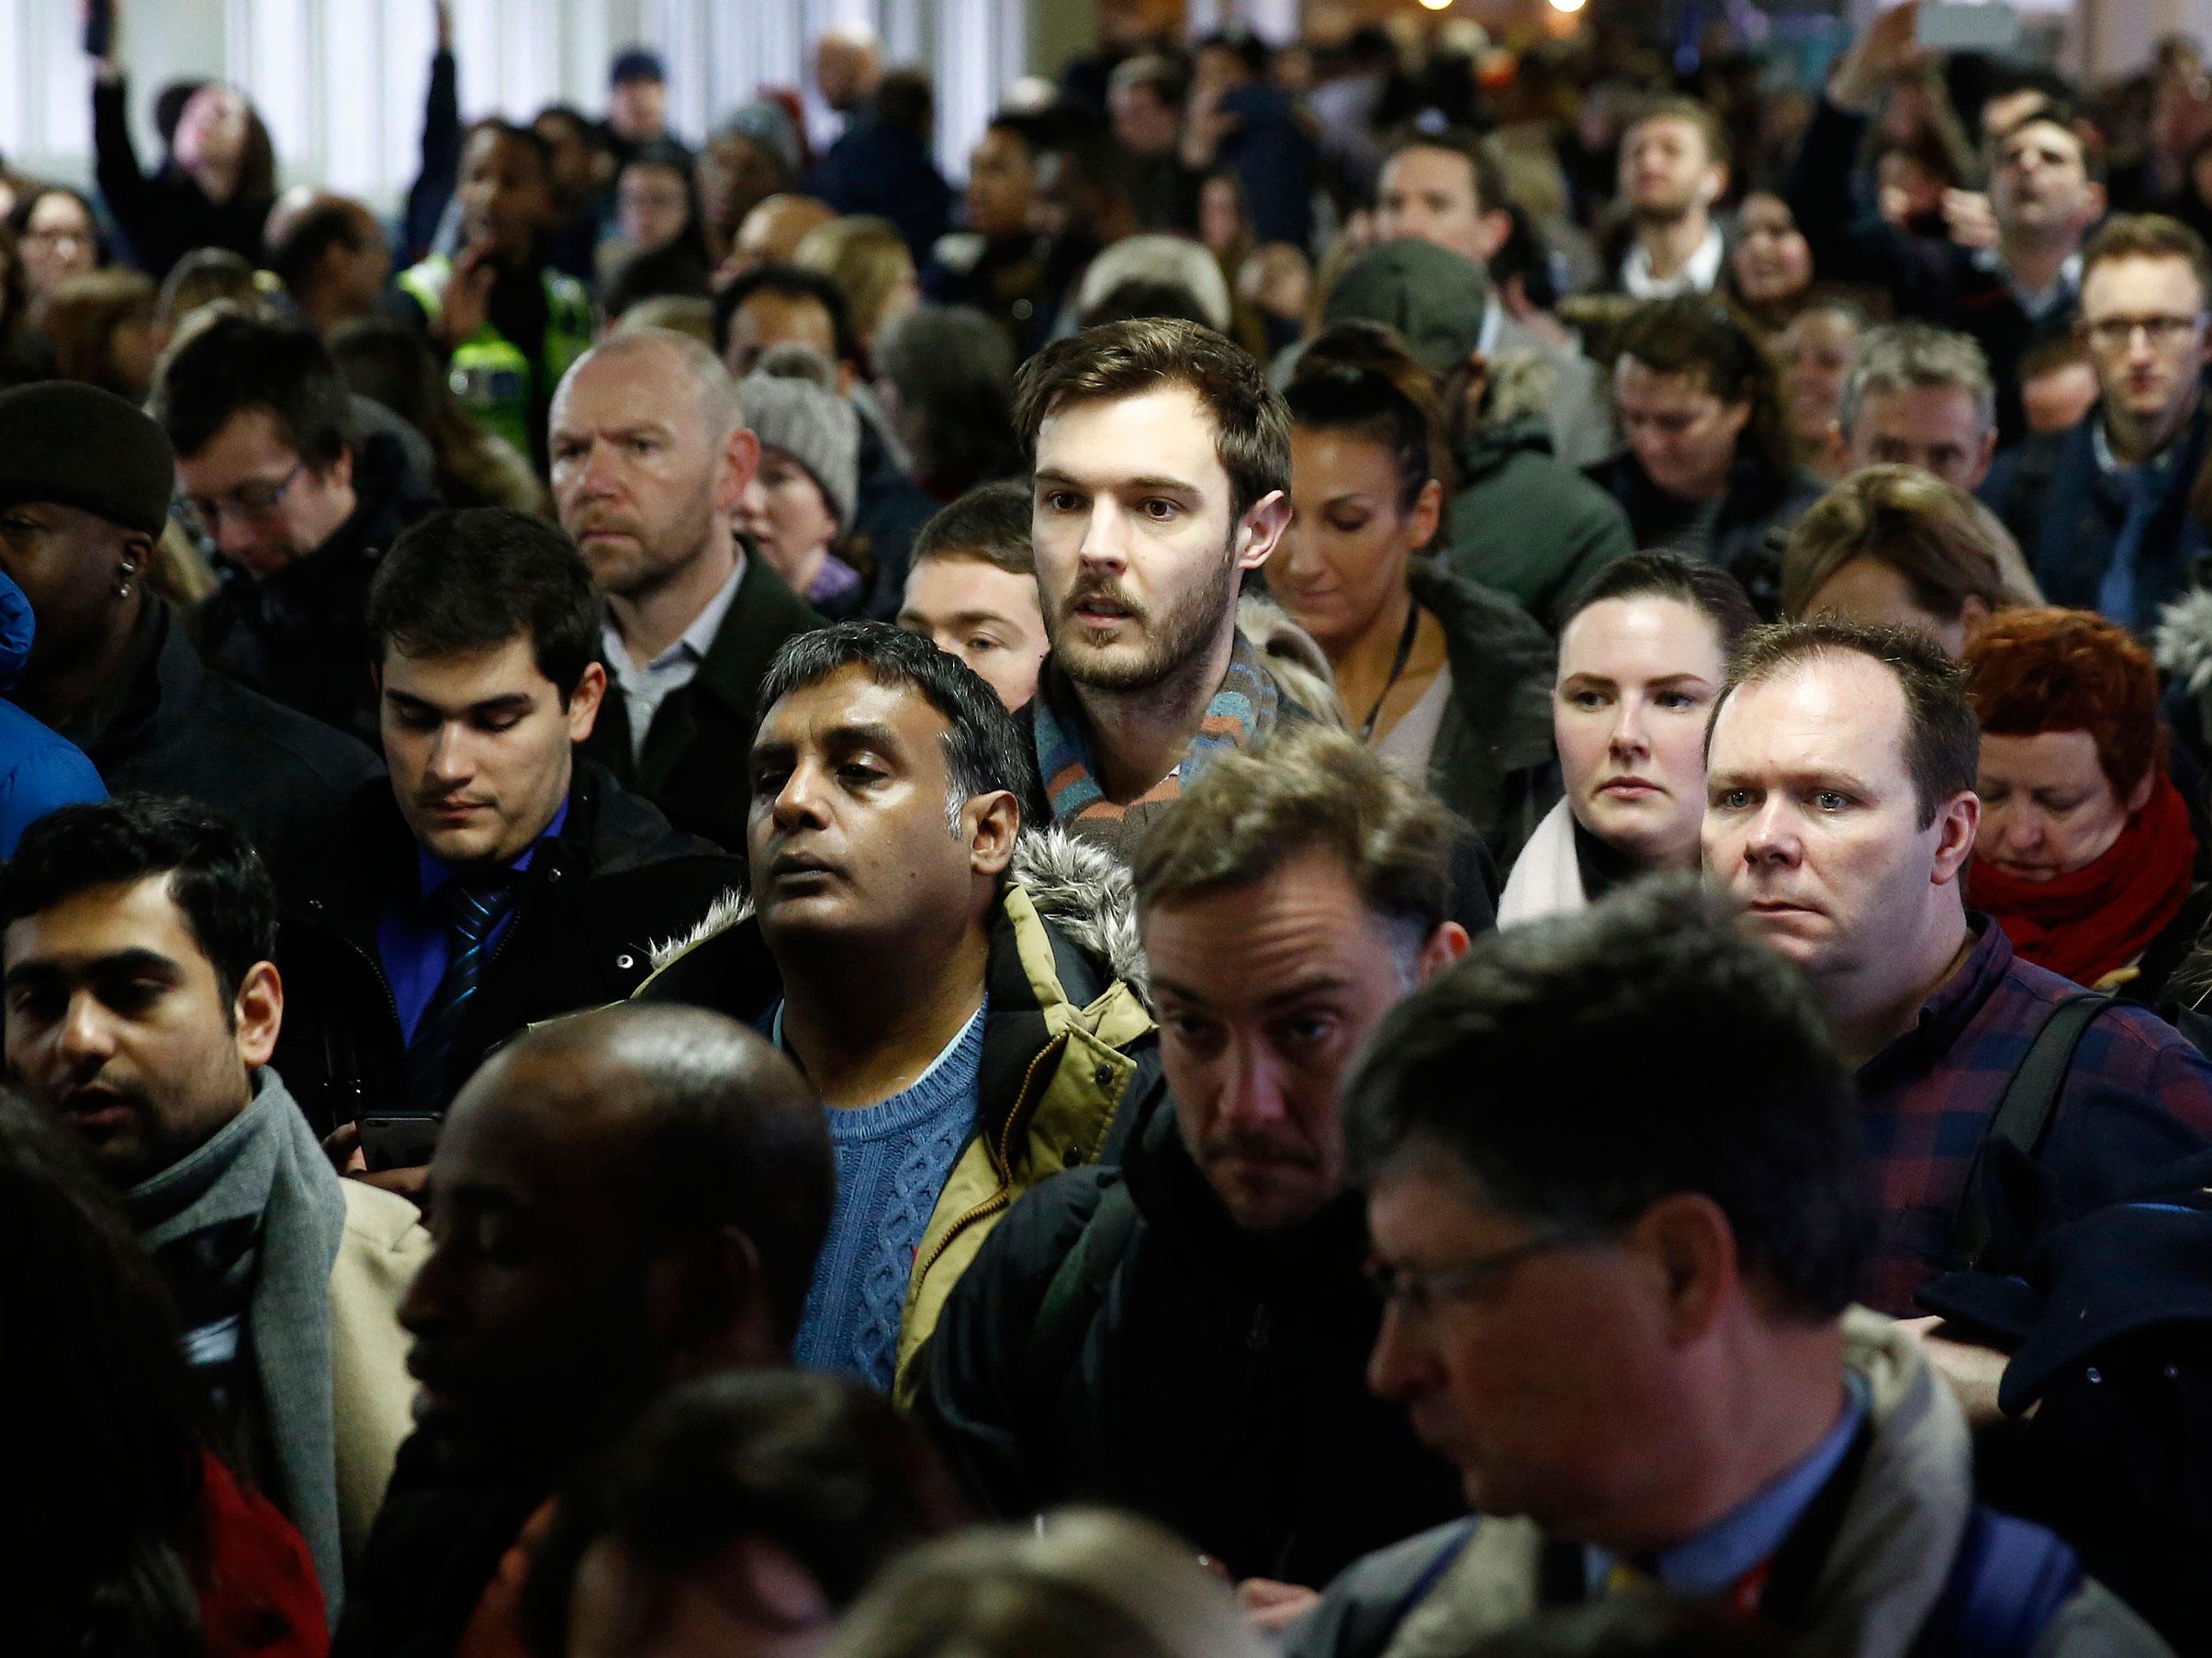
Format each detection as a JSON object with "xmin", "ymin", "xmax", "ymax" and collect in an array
[{"xmin": 1970, "ymin": 773, "xmax": 2198, "ymax": 989}]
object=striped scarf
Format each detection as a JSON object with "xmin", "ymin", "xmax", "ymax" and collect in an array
[{"xmin": 1034, "ymin": 633, "xmax": 1280, "ymax": 856}]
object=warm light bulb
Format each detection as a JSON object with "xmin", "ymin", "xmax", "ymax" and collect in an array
[
  {"xmin": 1549, "ymin": 0, "xmax": 1586, "ymax": 10},
  {"xmin": 1418, "ymin": 0, "xmax": 1452, "ymax": 11}
]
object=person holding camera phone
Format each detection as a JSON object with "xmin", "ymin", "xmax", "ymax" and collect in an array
[{"xmin": 0, "ymin": 792, "xmax": 428, "ymax": 1628}]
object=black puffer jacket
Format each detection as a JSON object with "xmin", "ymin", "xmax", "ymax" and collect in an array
[
  {"xmin": 271, "ymin": 761, "xmax": 742, "ymax": 1136},
  {"xmin": 916, "ymin": 1099, "xmax": 1465, "ymax": 1587}
]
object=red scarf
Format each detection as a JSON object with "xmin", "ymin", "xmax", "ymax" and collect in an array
[{"xmin": 1970, "ymin": 773, "xmax": 2199, "ymax": 989}]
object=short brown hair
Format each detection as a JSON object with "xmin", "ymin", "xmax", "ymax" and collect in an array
[
  {"xmin": 1714, "ymin": 619, "xmax": 1981, "ymax": 829},
  {"xmin": 1626, "ymin": 95, "xmax": 1732, "ymax": 172},
  {"xmin": 911, "ymin": 480, "xmax": 1034, "ymax": 577},
  {"xmin": 1964, "ymin": 608, "xmax": 2162, "ymax": 799},
  {"xmin": 1378, "ymin": 126, "xmax": 1510, "ymax": 219},
  {"xmin": 1133, "ymin": 722, "xmax": 1458, "ymax": 935},
  {"xmin": 2081, "ymin": 212, "xmax": 2212, "ymax": 310},
  {"xmin": 1780, "ymin": 465, "xmax": 2012, "ymax": 625},
  {"xmin": 1013, "ymin": 318, "xmax": 1291, "ymax": 524},
  {"xmin": 1616, "ymin": 296, "xmax": 1791, "ymax": 481}
]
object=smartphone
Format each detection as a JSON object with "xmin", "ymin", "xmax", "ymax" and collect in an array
[
  {"xmin": 84, "ymin": 0, "xmax": 113, "ymax": 58},
  {"xmin": 361, "ymin": 1114, "xmax": 444, "ymax": 1173},
  {"xmin": 1916, "ymin": 2, "xmax": 2021, "ymax": 53}
]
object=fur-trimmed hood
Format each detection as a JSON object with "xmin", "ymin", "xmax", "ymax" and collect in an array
[
  {"xmin": 2156, "ymin": 587, "xmax": 2212, "ymax": 697},
  {"xmin": 648, "ymin": 825, "xmax": 1150, "ymax": 1004}
]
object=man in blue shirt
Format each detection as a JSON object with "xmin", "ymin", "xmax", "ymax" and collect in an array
[
  {"xmin": 270, "ymin": 506, "xmax": 742, "ymax": 1156},
  {"xmin": 1289, "ymin": 879, "xmax": 2163, "ymax": 1656}
]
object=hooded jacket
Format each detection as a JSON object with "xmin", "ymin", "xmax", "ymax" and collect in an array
[
  {"xmin": 1407, "ymin": 559, "xmax": 1560, "ymax": 874},
  {"xmin": 1287, "ymin": 1312, "xmax": 2166, "ymax": 1658},
  {"xmin": 271, "ymin": 761, "xmax": 743, "ymax": 1137},
  {"xmin": 1443, "ymin": 415, "xmax": 1634, "ymax": 633},
  {"xmin": 635, "ymin": 828, "xmax": 1164, "ymax": 1403},
  {"xmin": 0, "ymin": 568, "xmax": 105, "ymax": 855},
  {"xmin": 917, "ymin": 1092, "xmax": 1466, "ymax": 1588}
]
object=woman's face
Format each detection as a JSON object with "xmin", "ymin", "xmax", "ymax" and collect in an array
[
  {"xmin": 1730, "ymin": 193, "xmax": 1812, "ymax": 307},
  {"xmin": 1279, "ymin": 426, "xmax": 1437, "ymax": 655},
  {"xmin": 175, "ymin": 85, "xmax": 250, "ymax": 174},
  {"xmin": 1554, "ymin": 595, "xmax": 1727, "ymax": 871},
  {"xmin": 736, "ymin": 447, "xmax": 839, "ymax": 588},
  {"xmin": 702, "ymin": 133, "xmax": 784, "ymax": 232},
  {"xmin": 618, "ymin": 162, "xmax": 692, "ymax": 252},
  {"xmin": 1976, "ymin": 728, "xmax": 2144, "ymax": 880},
  {"xmin": 1200, "ymin": 176, "xmax": 1245, "ymax": 256},
  {"xmin": 21, "ymin": 194, "xmax": 96, "ymax": 296},
  {"xmin": 1778, "ymin": 308, "xmax": 1862, "ymax": 449}
]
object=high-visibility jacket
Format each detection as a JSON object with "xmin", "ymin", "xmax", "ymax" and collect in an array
[{"xmin": 396, "ymin": 257, "xmax": 592, "ymax": 460}]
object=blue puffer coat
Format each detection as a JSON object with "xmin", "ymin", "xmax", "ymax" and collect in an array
[{"xmin": 0, "ymin": 570, "xmax": 106, "ymax": 855}]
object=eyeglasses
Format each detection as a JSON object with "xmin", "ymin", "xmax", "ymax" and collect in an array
[
  {"xmin": 1364, "ymin": 1231, "xmax": 1586, "ymax": 1316},
  {"xmin": 2083, "ymin": 314, "xmax": 2208, "ymax": 351},
  {"xmin": 181, "ymin": 462, "xmax": 305, "ymax": 535}
]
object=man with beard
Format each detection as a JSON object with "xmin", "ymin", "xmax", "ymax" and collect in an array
[
  {"xmin": 1016, "ymin": 317, "xmax": 1297, "ymax": 861},
  {"xmin": 554, "ymin": 329, "xmax": 822, "ymax": 853},
  {"xmin": 1610, "ymin": 97, "xmax": 1729, "ymax": 299}
]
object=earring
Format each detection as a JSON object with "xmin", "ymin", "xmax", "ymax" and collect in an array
[{"xmin": 116, "ymin": 558, "xmax": 138, "ymax": 599}]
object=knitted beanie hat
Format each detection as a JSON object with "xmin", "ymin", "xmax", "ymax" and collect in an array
[{"xmin": 739, "ymin": 347, "xmax": 859, "ymax": 531}]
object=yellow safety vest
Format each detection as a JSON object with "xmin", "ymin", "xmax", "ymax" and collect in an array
[{"xmin": 397, "ymin": 257, "xmax": 594, "ymax": 461}]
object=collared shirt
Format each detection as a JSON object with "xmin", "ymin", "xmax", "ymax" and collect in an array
[
  {"xmin": 1586, "ymin": 1372, "xmax": 1870, "ymax": 1599},
  {"xmin": 1620, "ymin": 223, "xmax": 1725, "ymax": 300},
  {"xmin": 1855, "ymin": 916, "xmax": 2212, "ymax": 1316},
  {"xmin": 375, "ymin": 795, "xmax": 571, "ymax": 1044},
  {"xmin": 601, "ymin": 554, "xmax": 745, "ymax": 760},
  {"xmin": 1971, "ymin": 245, "xmax": 2082, "ymax": 324}
]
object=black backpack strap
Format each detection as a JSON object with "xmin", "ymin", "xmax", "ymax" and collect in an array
[
  {"xmin": 1023, "ymin": 1176, "xmax": 1140, "ymax": 1409},
  {"xmin": 1948, "ymin": 992, "xmax": 2108, "ymax": 1270}
]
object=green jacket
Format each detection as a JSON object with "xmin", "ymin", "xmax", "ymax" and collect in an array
[
  {"xmin": 396, "ymin": 256, "xmax": 593, "ymax": 464},
  {"xmin": 1443, "ymin": 415, "xmax": 1634, "ymax": 633},
  {"xmin": 1408, "ymin": 559, "xmax": 1560, "ymax": 874},
  {"xmin": 632, "ymin": 828, "xmax": 1163, "ymax": 1406}
]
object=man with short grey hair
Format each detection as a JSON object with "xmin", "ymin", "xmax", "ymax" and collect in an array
[
  {"xmin": 550, "ymin": 327, "xmax": 823, "ymax": 850},
  {"xmin": 1837, "ymin": 321, "xmax": 2000, "ymax": 491}
]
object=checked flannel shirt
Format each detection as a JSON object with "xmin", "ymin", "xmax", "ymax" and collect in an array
[{"xmin": 1856, "ymin": 916, "xmax": 2212, "ymax": 1317}]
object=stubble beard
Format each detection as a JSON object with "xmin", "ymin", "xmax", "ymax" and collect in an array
[{"xmin": 1050, "ymin": 539, "xmax": 1241, "ymax": 698}]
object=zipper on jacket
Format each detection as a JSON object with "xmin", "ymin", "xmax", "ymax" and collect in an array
[{"xmin": 913, "ymin": 1032, "xmax": 1069, "ymax": 1279}]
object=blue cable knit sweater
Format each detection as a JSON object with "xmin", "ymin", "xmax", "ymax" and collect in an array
[{"xmin": 790, "ymin": 1000, "xmax": 987, "ymax": 1390}]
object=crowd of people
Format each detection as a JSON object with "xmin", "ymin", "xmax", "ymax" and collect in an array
[{"xmin": 8, "ymin": 0, "xmax": 2212, "ymax": 1652}]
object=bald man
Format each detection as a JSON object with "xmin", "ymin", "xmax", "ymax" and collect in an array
[
  {"xmin": 550, "ymin": 327, "xmax": 823, "ymax": 851},
  {"xmin": 332, "ymin": 1003, "xmax": 834, "ymax": 1658}
]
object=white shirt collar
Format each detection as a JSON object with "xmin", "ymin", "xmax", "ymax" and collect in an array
[
  {"xmin": 1972, "ymin": 246, "xmax": 2083, "ymax": 320},
  {"xmin": 603, "ymin": 549, "xmax": 746, "ymax": 678},
  {"xmin": 1620, "ymin": 222, "xmax": 1725, "ymax": 300}
]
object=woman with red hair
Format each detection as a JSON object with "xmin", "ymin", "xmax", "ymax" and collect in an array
[{"xmin": 1965, "ymin": 608, "xmax": 2206, "ymax": 998}]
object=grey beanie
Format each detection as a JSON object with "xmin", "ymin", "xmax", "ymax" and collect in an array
[{"xmin": 740, "ymin": 349, "xmax": 860, "ymax": 531}]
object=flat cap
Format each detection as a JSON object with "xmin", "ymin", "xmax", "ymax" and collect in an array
[{"xmin": 0, "ymin": 382, "xmax": 175, "ymax": 537}]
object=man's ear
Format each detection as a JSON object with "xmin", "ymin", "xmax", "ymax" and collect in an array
[
  {"xmin": 233, "ymin": 959, "xmax": 284, "ymax": 1070},
  {"xmin": 720, "ymin": 426, "xmax": 763, "ymax": 518},
  {"xmin": 1627, "ymin": 1190, "xmax": 1737, "ymax": 1346},
  {"xmin": 1931, "ymin": 789, "xmax": 1981, "ymax": 887},
  {"xmin": 1476, "ymin": 207, "xmax": 1512, "ymax": 263},
  {"xmin": 1416, "ymin": 920, "xmax": 1469, "ymax": 982},
  {"xmin": 329, "ymin": 442, "xmax": 355, "ymax": 496},
  {"xmin": 565, "ymin": 660, "xmax": 608, "ymax": 744},
  {"xmin": 966, "ymin": 788, "xmax": 1019, "ymax": 878},
  {"xmin": 1235, "ymin": 488, "xmax": 1292, "ymax": 572}
]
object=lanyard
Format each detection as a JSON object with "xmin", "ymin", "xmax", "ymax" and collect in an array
[{"xmin": 1356, "ymin": 600, "xmax": 1424, "ymax": 743}]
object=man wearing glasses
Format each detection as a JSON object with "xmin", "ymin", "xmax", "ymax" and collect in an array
[
  {"xmin": 1983, "ymin": 214, "xmax": 2212, "ymax": 633},
  {"xmin": 151, "ymin": 307, "xmax": 438, "ymax": 740},
  {"xmin": 1288, "ymin": 879, "xmax": 2164, "ymax": 1656},
  {"xmin": 917, "ymin": 723, "xmax": 1471, "ymax": 1619}
]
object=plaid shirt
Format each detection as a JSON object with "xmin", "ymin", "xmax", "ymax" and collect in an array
[{"xmin": 1858, "ymin": 917, "xmax": 2212, "ymax": 1316}]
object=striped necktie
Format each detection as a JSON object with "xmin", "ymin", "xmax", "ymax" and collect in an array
[{"xmin": 406, "ymin": 871, "xmax": 515, "ymax": 1110}]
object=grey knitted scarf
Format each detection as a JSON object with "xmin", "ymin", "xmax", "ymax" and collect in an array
[{"xmin": 125, "ymin": 1068, "xmax": 350, "ymax": 1623}]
